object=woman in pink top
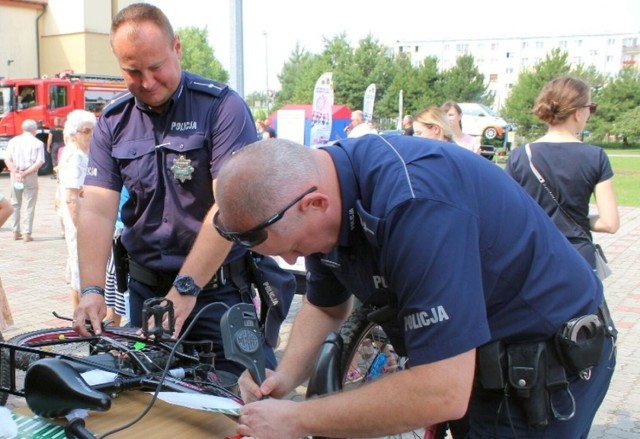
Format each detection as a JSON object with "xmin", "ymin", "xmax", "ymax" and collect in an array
[{"xmin": 442, "ymin": 101, "xmax": 481, "ymax": 154}]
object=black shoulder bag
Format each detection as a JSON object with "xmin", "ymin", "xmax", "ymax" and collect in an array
[{"xmin": 524, "ymin": 144, "xmax": 612, "ymax": 280}]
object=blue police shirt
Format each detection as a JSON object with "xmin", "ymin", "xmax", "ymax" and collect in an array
[
  {"xmin": 85, "ymin": 71, "xmax": 257, "ymax": 271},
  {"xmin": 305, "ymin": 134, "xmax": 603, "ymax": 367}
]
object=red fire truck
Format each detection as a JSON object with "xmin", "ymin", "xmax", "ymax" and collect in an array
[{"xmin": 0, "ymin": 72, "xmax": 127, "ymax": 173}]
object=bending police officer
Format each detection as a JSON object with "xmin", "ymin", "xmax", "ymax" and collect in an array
[{"xmin": 214, "ymin": 136, "xmax": 616, "ymax": 439}]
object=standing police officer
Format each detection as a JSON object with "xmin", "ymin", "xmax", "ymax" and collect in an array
[
  {"xmin": 214, "ymin": 136, "xmax": 616, "ymax": 439},
  {"xmin": 72, "ymin": 3, "xmax": 295, "ymax": 374}
]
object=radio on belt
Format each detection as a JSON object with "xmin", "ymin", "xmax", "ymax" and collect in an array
[{"xmin": 221, "ymin": 303, "xmax": 266, "ymax": 384}]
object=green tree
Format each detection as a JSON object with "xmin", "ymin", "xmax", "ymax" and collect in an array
[
  {"xmin": 439, "ymin": 54, "xmax": 487, "ymax": 104},
  {"xmin": 377, "ymin": 53, "xmax": 413, "ymax": 122},
  {"xmin": 274, "ymin": 43, "xmax": 330, "ymax": 109},
  {"xmin": 613, "ymin": 106, "xmax": 640, "ymax": 143},
  {"xmin": 589, "ymin": 66, "xmax": 640, "ymax": 142},
  {"xmin": 501, "ymin": 49, "xmax": 619, "ymax": 142},
  {"xmin": 409, "ymin": 56, "xmax": 442, "ymax": 112},
  {"xmin": 332, "ymin": 35, "xmax": 394, "ymax": 114},
  {"xmin": 503, "ymin": 49, "xmax": 573, "ymax": 139},
  {"xmin": 274, "ymin": 35, "xmax": 493, "ymax": 124},
  {"xmin": 177, "ymin": 26, "xmax": 228, "ymax": 82},
  {"xmin": 320, "ymin": 34, "xmax": 358, "ymax": 108},
  {"xmin": 245, "ymin": 91, "xmax": 265, "ymax": 111}
]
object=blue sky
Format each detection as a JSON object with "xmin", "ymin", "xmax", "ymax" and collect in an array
[{"xmin": 147, "ymin": 0, "xmax": 640, "ymax": 95}]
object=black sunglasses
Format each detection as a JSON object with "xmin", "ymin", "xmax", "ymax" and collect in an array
[
  {"xmin": 213, "ymin": 186, "xmax": 318, "ymax": 248},
  {"xmin": 583, "ymin": 103, "xmax": 598, "ymax": 115}
]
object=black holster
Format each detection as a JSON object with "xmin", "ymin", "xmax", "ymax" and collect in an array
[
  {"xmin": 554, "ymin": 314, "xmax": 605, "ymax": 377},
  {"xmin": 112, "ymin": 234, "xmax": 129, "ymax": 292}
]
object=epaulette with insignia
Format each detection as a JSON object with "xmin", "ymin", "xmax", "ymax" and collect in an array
[
  {"xmin": 101, "ymin": 91, "xmax": 134, "ymax": 117},
  {"xmin": 184, "ymin": 72, "xmax": 228, "ymax": 98}
]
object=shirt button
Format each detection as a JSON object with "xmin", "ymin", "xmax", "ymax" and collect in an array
[
  {"xmin": 179, "ymin": 144, "xmax": 184, "ymax": 149},
  {"xmin": 163, "ymin": 218, "xmax": 168, "ymax": 223}
]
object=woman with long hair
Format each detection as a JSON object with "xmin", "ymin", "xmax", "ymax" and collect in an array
[
  {"xmin": 413, "ymin": 106, "xmax": 454, "ymax": 142},
  {"xmin": 441, "ymin": 101, "xmax": 481, "ymax": 153}
]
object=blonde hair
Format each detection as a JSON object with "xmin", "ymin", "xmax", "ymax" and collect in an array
[{"xmin": 414, "ymin": 106, "xmax": 453, "ymax": 141}]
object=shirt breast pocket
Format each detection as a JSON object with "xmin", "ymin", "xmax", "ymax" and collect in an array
[
  {"xmin": 112, "ymin": 137, "xmax": 158, "ymax": 192},
  {"xmin": 163, "ymin": 133, "xmax": 209, "ymax": 170}
]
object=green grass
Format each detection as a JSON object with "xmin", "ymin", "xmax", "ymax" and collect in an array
[{"xmin": 606, "ymin": 152, "xmax": 640, "ymax": 207}]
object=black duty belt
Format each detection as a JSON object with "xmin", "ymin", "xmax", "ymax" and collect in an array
[{"xmin": 128, "ymin": 257, "xmax": 247, "ymax": 292}]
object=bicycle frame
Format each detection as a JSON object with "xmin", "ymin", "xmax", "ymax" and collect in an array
[{"xmin": 0, "ymin": 327, "xmax": 242, "ymax": 404}]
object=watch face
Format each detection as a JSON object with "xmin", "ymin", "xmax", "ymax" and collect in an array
[{"xmin": 175, "ymin": 275, "xmax": 198, "ymax": 296}]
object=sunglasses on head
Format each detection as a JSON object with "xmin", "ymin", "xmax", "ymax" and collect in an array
[
  {"xmin": 213, "ymin": 186, "xmax": 318, "ymax": 248},
  {"xmin": 583, "ymin": 103, "xmax": 598, "ymax": 115}
]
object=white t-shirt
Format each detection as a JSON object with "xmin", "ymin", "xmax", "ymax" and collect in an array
[{"xmin": 348, "ymin": 123, "xmax": 377, "ymax": 138}]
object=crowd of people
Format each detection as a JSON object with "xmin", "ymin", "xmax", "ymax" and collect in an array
[{"xmin": 0, "ymin": 2, "xmax": 622, "ymax": 438}]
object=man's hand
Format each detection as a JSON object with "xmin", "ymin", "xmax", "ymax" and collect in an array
[
  {"xmin": 238, "ymin": 368, "xmax": 293, "ymax": 403},
  {"xmin": 162, "ymin": 288, "xmax": 197, "ymax": 338},
  {"xmin": 73, "ymin": 294, "xmax": 107, "ymax": 336},
  {"xmin": 237, "ymin": 399, "xmax": 303, "ymax": 439}
]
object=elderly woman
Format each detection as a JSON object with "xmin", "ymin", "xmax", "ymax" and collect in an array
[{"xmin": 58, "ymin": 110, "xmax": 96, "ymax": 310}]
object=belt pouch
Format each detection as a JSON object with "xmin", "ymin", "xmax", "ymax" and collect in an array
[
  {"xmin": 507, "ymin": 342, "xmax": 549, "ymax": 429},
  {"xmin": 476, "ymin": 340, "xmax": 506, "ymax": 390},
  {"xmin": 554, "ymin": 314, "xmax": 605, "ymax": 376}
]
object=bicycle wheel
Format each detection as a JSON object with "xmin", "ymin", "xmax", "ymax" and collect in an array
[
  {"xmin": 339, "ymin": 307, "xmax": 442, "ymax": 439},
  {"xmin": 6, "ymin": 326, "xmax": 178, "ymax": 374},
  {"xmin": 7, "ymin": 327, "xmax": 98, "ymax": 371},
  {"xmin": 0, "ymin": 331, "xmax": 8, "ymax": 405}
]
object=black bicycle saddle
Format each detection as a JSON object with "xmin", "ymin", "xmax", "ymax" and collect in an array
[{"xmin": 25, "ymin": 358, "xmax": 111, "ymax": 418}]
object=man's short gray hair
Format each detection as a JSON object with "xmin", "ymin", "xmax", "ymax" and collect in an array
[{"xmin": 21, "ymin": 119, "xmax": 37, "ymax": 133}]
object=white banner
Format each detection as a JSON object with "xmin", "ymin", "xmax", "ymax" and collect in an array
[
  {"xmin": 276, "ymin": 109, "xmax": 306, "ymax": 144},
  {"xmin": 309, "ymin": 72, "xmax": 334, "ymax": 146},
  {"xmin": 363, "ymin": 83, "xmax": 376, "ymax": 123}
]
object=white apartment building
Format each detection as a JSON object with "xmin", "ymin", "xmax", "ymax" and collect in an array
[{"xmin": 396, "ymin": 32, "xmax": 640, "ymax": 110}]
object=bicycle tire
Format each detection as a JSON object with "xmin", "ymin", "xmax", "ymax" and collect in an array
[
  {"xmin": 0, "ymin": 331, "xmax": 8, "ymax": 406},
  {"xmin": 338, "ymin": 307, "xmax": 443, "ymax": 439},
  {"xmin": 5, "ymin": 326, "xmax": 176, "ymax": 373}
]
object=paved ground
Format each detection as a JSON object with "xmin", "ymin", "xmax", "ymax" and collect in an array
[{"xmin": 1, "ymin": 174, "xmax": 639, "ymax": 437}]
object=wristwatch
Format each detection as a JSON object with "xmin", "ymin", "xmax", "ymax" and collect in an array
[{"xmin": 173, "ymin": 275, "xmax": 202, "ymax": 297}]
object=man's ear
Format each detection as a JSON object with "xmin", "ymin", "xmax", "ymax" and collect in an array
[
  {"xmin": 174, "ymin": 35, "xmax": 182, "ymax": 59},
  {"xmin": 300, "ymin": 192, "xmax": 329, "ymax": 213}
]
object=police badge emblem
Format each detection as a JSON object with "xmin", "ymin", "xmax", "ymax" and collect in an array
[{"xmin": 171, "ymin": 155, "xmax": 194, "ymax": 182}]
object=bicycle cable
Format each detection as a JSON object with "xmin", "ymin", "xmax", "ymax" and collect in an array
[{"xmin": 98, "ymin": 300, "xmax": 230, "ymax": 439}]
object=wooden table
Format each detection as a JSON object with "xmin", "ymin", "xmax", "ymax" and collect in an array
[{"xmin": 14, "ymin": 390, "xmax": 239, "ymax": 438}]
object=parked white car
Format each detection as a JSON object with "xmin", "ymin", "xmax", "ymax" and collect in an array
[{"xmin": 458, "ymin": 103, "xmax": 508, "ymax": 140}]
